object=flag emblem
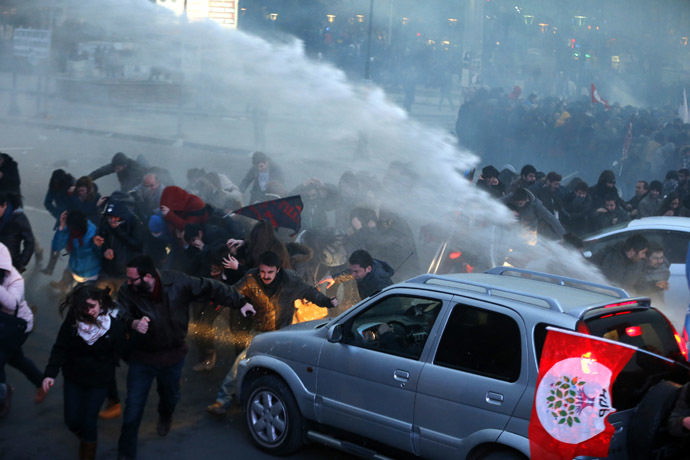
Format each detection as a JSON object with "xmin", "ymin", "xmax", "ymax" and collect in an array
[{"xmin": 536, "ymin": 358, "xmax": 615, "ymax": 444}]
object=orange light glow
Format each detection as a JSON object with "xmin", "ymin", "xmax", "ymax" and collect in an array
[{"xmin": 449, "ymin": 251, "xmax": 462, "ymax": 259}]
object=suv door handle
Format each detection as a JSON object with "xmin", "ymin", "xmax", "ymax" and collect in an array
[
  {"xmin": 486, "ymin": 391, "xmax": 504, "ymax": 405},
  {"xmin": 393, "ymin": 370, "xmax": 410, "ymax": 382}
]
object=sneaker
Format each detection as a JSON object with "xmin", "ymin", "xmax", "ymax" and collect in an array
[
  {"xmin": 206, "ymin": 401, "xmax": 228, "ymax": 416},
  {"xmin": 0, "ymin": 385, "xmax": 14, "ymax": 418},
  {"xmin": 156, "ymin": 414, "xmax": 172, "ymax": 436},
  {"xmin": 34, "ymin": 386, "xmax": 47, "ymax": 404},
  {"xmin": 98, "ymin": 401, "xmax": 122, "ymax": 419},
  {"xmin": 192, "ymin": 351, "xmax": 216, "ymax": 372}
]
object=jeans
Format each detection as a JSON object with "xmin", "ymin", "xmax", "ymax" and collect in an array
[
  {"xmin": 118, "ymin": 358, "xmax": 185, "ymax": 459},
  {"xmin": 0, "ymin": 333, "xmax": 43, "ymax": 388},
  {"xmin": 63, "ymin": 380, "xmax": 108, "ymax": 442}
]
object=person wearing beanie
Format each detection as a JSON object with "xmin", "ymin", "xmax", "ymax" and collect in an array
[
  {"xmin": 476, "ymin": 165, "xmax": 505, "ymax": 198},
  {"xmin": 94, "ymin": 198, "xmax": 144, "ymax": 288}
]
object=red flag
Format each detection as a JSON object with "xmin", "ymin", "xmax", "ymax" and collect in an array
[
  {"xmin": 529, "ymin": 328, "xmax": 635, "ymax": 460},
  {"xmin": 591, "ymin": 84, "xmax": 610, "ymax": 110},
  {"xmin": 621, "ymin": 117, "xmax": 633, "ymax": 161}
]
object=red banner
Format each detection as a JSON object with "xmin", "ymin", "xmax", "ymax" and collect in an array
[{"xmin": 529, "ymin": 328, "xmax": 635, "ymax": 460}]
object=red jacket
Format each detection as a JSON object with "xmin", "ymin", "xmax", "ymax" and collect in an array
[{"xmin": 160, "ymin": 186, "xmax": 208, "ymax": 231}]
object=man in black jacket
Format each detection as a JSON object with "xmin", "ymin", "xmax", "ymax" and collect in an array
[
  {"xmin": 116, "ymin": 255, "xmax": 255, "ymax": 460},
  {"xmin": 320, "ymin": 249, "xmax": 395, "ymax": 300},
  {"xmin": 94, "ymin": 200, "xmax": 144, "ymax": 293},
  {"xmin": 206, "ymin": 250, "xmax": 337, "ymax": 415},
  {"xmin": 89, "ymin": 152, "xmax": 148, "ymax": 193}
]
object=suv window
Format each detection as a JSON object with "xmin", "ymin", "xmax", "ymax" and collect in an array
[
  {"xmin": 342, "ymin": 295, "xmax": 443, "ymax": 360},
  {"xmin": 434, "ymin": 304, "xmax": 521, "ymax": 382}
]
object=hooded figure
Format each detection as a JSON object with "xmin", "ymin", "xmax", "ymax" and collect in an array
[
  {"xmin": 97, "ymin": 199, "xmax": 144, "ymax": 277},
  {"xmin": 0, "ymin": 242, "xmax": 34, "ymax": 331},
  {"xmin": 0, "ymin": 192, "xmax": 35, "ymax": 272},
  {"xmin": 88, "ymin": 152, "xmax": 148, "ymax": 193},
  {"xmin": 159, "ymin": 186, "xmax": 208, "ymax": 232}
]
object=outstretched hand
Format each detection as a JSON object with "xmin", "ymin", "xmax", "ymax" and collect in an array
[{"xmin": 240, "ymin": 303, "xmax": 256, "ymax": 318}]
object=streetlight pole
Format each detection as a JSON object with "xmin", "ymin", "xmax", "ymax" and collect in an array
[{"xmin": 364, "ymin": 0, "xmax": 374, "ymax": 80}]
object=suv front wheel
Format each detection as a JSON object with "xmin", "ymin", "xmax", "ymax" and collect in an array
[{"xmin": 244, "ymin": 375, "xmax": 306, "ymax": 456}]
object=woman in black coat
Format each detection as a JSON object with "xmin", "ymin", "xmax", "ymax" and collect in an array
[{"xmin": 41, "ymin": 284, "xmax": 132, "ymax": 460}]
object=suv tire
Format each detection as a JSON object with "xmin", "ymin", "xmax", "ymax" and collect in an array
[
  {"xmin": 244, "ymin": 375, "xmax": 305, "ymax": 456},
  {"xmin": 627, "ymin": 379, "xmax": 682, "ymax": 460}
]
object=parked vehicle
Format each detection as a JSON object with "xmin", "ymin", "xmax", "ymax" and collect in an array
[
  {"xmin": 235, "ymin": 267, "xmax": 690, "ymax": 460},
  {"xmin": 582, "ymin": 216, "xmax": 690, "ymax": 331}
]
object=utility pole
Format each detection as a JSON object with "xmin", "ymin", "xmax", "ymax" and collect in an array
[{"xmin": 364, "ymin": 0, "xmax": 374, "ymax": 80}]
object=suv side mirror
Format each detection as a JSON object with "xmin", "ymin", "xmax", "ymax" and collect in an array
[{"xmin": 328, "ymin": 324, "xmax": 343, "ymax": 343}]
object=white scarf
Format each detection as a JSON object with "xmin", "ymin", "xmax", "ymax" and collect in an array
[{"xmin": 77, "ymin": 314, "xmax": 112, "ymax": 346}]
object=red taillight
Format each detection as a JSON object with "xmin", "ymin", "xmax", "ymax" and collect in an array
[
  {"xmin": 449, "ymin": 251, "xmax": 462, "ymax": 260},
  {"xmin": 604, "ymin": 301, "xmax": 637, "ymax": 308},
  {"xmin": 625, "ymin": 326, "xmax": 642, "ymax": 337}
]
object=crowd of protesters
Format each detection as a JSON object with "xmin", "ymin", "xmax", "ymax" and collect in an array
[
  {"xmin": 456, "ymin": 87, "xmax": 690, "ymax": 195},
  {"xmin": 0, "ymin": 148, "xmax": 403, "ymax": 460},
  {"xmin": 0, "ymin": 84, "xmax": 688, "ymax": 458}
]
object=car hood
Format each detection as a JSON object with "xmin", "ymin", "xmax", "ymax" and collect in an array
[{"xmin": 246, "ymin": 320, "xmax": 330, "ymax": 365}]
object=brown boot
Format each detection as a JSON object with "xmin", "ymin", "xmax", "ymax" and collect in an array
[
  {"xmin": 98, "ymin": 400, "xmax": 121, "ymax": 419},
  {"xmin": 79, "ymin": 440, "xmax": 97, "ymax": 460}
]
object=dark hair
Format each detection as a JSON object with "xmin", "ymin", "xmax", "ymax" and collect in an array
[
  {"xmin": 520, "ymin": 164, "xmax": 537, "ymax": 177},
  {"xmin": 649, "ymin": 180, "xmax": 663, "ymax": 192},
  {"xmin": 665, "ymin": 170, "xmax": 679, "ymax": 181},
  {"xmin": 257, "ymin": 250, "xmax": 282, "ymax": 268},
  {"xmin": 0, "ymin": 191, "xmax": 21, "ymax": 209},
  {"xmin": 111, "ymin": 152, "xmax": 129, "ymax": 167},
  {"xmin": 349, "ymin": 249, "xmax": 373, "ymax": 268},
  {"xmin": 603, "ymin": 193, "xmax": 618, "ymax": 203},
  {"xmin": 66, "ymin": 210, "xmax": 88, "ymax": 235},
  {"xmin": 680, "ymin": 169, "xmax": 690, "ymax": 176},
  {"xmin": 648, "ymin": 241, "xmax": 664, "ymax": 254},
  {"xmin": 574, "ymin": 181, "xmax": 589, "ymax": 192},
  {"xmin": 623, "ymin": 234, "xmax": 648, "ymax": 252},
  {"xmin": 511, "ymin": 188, "xmax": 530, "ymax": 202},
  {"xmin": 126, "ymin": 255, "xmax": 157, "ymax": 278},
  {"xmin": 49, "ymin": 169, "xmax": 75, "ymax": 192},
  {"xmin": 637, "ymin": 180, "xmax": 649, "ymax": 191},
  {"xmin": 546, "ymin": 172, "xmax": 562, "ymax": 183},
  {"xmin": 183, "ymin": 223, "xmax": 202, "ymax": 243},
  {"xmin": 252, "ymin": 151, "xmax": 269, "ymax": 166},
  {"xmin": 74, "ymin": 176, "xmax": 98, "ymax": 201},
  {"xmin": 59, "ymin": 283, "xmax": 113, "ymax": 326},
  {"xmin": 597, "ymin": 170, "xmax": 616, "ymax": 186}
]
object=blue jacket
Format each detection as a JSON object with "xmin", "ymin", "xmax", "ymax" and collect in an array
[{"xmin": 51, "ymin": 220, "xmax": 101, "ymax": 278}]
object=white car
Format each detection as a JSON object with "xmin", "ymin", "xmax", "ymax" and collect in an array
[{"xmin": 582, "ymin": 216, "xmax": 690, "ymax": 331}]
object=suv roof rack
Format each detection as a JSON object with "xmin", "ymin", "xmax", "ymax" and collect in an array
[
  {"xmin": 407, "ymin": 268, "xmax": 629, "ymax": 313},
  {"xmin": 485, "ymin": 267, "xmax": 629, "ymax": 298}
]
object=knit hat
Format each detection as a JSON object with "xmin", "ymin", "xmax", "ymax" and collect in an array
[
  {"xmin": 148, "ymin": 214, "xmax": 166, "ymax": 234},
  {"xmin": 103, "ymin": 200, "xmax": 128, "ymax": 218},
  {"xmin": 111, "ymin": 152, "xmax": 129, "ymax": 167},
  {"xmin": 482, "ymin": 165, "xmax": 500, "ymax": 179}
]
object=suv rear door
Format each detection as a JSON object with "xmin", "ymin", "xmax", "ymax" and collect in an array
[
  {"xmin": 315, "ymin": 290, "xmax": 450, "ymax": 453},
  {"xmin": 413, "ymin": 297, "xmax": 528, "ymax": 460}
]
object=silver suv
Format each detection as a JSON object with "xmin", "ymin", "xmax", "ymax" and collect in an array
[{"xmin": 235, "ymin": 267, "xmax": 688, "ymax": 460}]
